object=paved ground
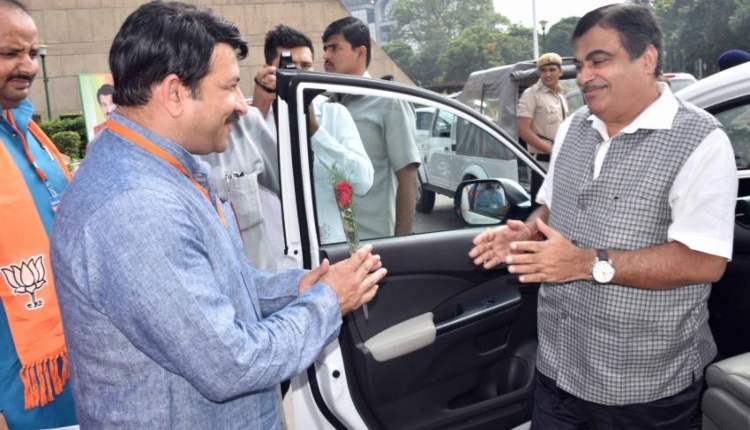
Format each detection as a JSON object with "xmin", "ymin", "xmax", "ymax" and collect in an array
[{"xmin": 413, "ymin": 194, "xmax": 464, "ymax": 234}]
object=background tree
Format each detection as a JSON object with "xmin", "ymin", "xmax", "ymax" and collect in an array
[
  {"xmin": 543, "ymin": 17, "xmax": 578, "ymax": 57},
  {"xmin": 384, "ymin": 0, "xmax": 533, "ymax": 85},
  {"xmin": 382, "ymin": 41, "xmax": 415, "ymax": 77},
  {"xmin": 643, "ymin": 0, "xmax": 748, "ymax": 77},
  {"xmin": 389, "ymin": 0, "xmax": 500, "ymax": 47}
]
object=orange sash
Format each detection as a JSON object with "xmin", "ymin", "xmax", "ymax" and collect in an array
[{"xmin": 0, "ymin": 111, "xmax": 71, "ymax": 409}]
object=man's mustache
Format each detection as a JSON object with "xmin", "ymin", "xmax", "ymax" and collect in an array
[
  {"xmin": 7, "ymin": 73, "xmax": 35, "ymax": 83},
  {"xmin": 581, "ymin": 83, "xmax": 607, "ymax": 94}
]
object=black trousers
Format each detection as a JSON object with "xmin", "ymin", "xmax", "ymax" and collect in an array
[{"xmin": 531, "ymin": 370, "xmax": 703, "ymax": 430}]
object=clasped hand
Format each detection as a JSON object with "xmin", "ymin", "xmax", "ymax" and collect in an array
[{"xmin": 299, "ymin": 245, "xmax": 386, "ymax": 315}]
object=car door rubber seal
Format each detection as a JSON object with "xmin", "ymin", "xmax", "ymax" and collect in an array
[{"xmin": 307, "ymin": 365, "xmax": 349, "ymax": 430}]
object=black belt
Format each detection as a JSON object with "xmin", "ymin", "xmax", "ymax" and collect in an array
[{"xmin": 534, "ymin": 153, "xmax": 551, "ymax": 162}]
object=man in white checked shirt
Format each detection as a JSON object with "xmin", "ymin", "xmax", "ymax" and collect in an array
[{"xmin": 469, "ymin": 4, "xmax": 737, "ymax": 429}]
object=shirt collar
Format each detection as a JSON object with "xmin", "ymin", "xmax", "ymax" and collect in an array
[
  {"xmin": 588, "ymin": 82, "xmax": 677, "ymax": 140},
  {"xmin": 535, "ymin": 80, "xmax": 561, "ymax": 95},
  {"xmin": 2, "ymin": 99, "xmax": 34, "ymax": 132},
  {"xmin": 109, "ymin": 112, "xmax": 207, "ymax": 181}
]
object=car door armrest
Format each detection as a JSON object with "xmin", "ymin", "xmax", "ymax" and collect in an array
[{"xmin": 363, "ymin": 312, "xmax": 436, "ymax": 362}]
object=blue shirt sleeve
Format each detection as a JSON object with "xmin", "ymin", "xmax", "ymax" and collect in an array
[{"xmin": 80, "ymin": 188, "xmax": 341, "ymax": 401}]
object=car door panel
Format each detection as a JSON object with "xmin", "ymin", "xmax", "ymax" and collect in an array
[{"xmin": 323, "ymin": 230, "xmax": 537, "ymax": 430}]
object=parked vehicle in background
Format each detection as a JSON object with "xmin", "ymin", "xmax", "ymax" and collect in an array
[
  {"xmin": 415, "ymin": 59, "xmax": 577, "ymax": 213},
  {"xmin": 414, "ymin": 106, "xmax": 435, "ymax": 156},
  {"xmin": 676, "ymin": 61, "xmax": 750, "ymax": 430},
  {"xmin": 663, "ymin": 72, "xmax": 697, "ymax": 92}
]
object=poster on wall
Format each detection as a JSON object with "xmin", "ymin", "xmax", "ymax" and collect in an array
[{"xmin": 77, "ymin": 73, "xmax": 116, "ymax": 144}]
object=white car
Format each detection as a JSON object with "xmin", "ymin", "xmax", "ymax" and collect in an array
[
  {"xmin": 676, "ymin": 62, "xmax": 750, "ymax": 429},
  {"xmin": 662, "ymin": 71, "xmax": 697, "ymax": 92},
  {"xmin": 271, "ymin": 68, "xmax": 747, "ymax": 430}
]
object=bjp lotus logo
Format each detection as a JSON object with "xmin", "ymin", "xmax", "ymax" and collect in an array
[{"xmin": 1, "ymin": 256, "xmax": 47, "ymax": 310}]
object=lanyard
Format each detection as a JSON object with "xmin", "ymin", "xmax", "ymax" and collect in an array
[
  {"xmin": 4, "ymin": 110, "xmax": 63, "ymax": 211},
  {"xmin": 106, "ymin": 119, "xmax": 228, "ymax": 229}
]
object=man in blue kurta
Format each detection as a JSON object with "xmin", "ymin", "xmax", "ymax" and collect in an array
[
  {"xmin": 0, "ymin": 1, "xmax": 77, "ymax": 429},
  {"xmin": 50, "ymin": 2, "xmax": 384, "ymax": 428}
]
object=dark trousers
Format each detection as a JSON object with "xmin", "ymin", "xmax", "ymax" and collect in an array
[{"xmin": 531, "ymin": 370, "xmax": 703, "ymax": 430}]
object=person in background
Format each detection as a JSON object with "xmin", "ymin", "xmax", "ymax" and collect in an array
[
  {"xmin": 470, "ymin": 4, "xmax": 736, "ymax": 429},
  {"xmin": 0, "ymin": 0, "xmax": 77, "ymax": 428},
  {"xmin": 51, "ymin": 2, "xmax": 385, "ymax": 427},
  {"xmin": 322, "ymin": 16, "xmax": 420, "ymax": 239},
  {"xmin": 92, "ymin": 83, "xmax": 116, "ymax": 136},
  {"xmin": 517, "ymin": 52, "xmax": 569, "ymax": 168},
  {"xmin": 717, "ymin": 48, "xmax": 750, "ymax": 71},
  {"xmin": 201, "ymin": 24, "xmax": 372, "ymax": 272}
]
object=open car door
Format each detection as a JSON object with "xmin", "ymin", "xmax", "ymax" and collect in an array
[{"xmin": 276, "ymin": 69, "xmax": 545, "ymax": 430}]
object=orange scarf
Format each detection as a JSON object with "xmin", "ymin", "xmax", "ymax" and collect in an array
[{"xmin": 0, "ymin": 111, "xmax": 71, "ymax": 409}]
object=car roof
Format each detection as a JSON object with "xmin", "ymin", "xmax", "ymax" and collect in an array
[
  {"xmin": 675, "ymin": 62, "xmax": 750, "ymax": 108},
  {"xmin": 662, "ymin": 72, "xmax": 696, "ymax": 81}
]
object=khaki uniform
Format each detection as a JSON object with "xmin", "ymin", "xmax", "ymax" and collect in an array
[{"xmin": 517, "ymin": 80, "xmax": 569, "ymax": 155}]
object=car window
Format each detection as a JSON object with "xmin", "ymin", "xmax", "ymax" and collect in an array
[
  {"xmin": 416, "ymin": 110, "xmax": 434, "ymax": 131},
  {"xmin": 298, "ymin": 87, "xmax": 537, "ymax": 247},
  {"xmin": 714, "ymin": 102, "xmax": 750, "ymax": 170},
  {"xmin": 431, "ymin": 110, "xmax": 453, "ymax": 137}
]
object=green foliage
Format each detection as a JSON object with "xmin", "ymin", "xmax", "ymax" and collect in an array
[
  {"xmin": 387, "ymin": 0, "xmax": 531, "ymax": 85},
  {"xmin": 543, "ymin": 17, "xmax": 579, "ymax": 57},
  {"xmin": 39, "ymin": 114, "xmax": 87, "ymax": 144},
  {"xmin": 51, "ymin": 131, "xmax": 81, "ymax": 160},
  {"xmin": 653, "ymin": 0, "xmax": 749, "ymax": 77},
  {"xmin": 439, "ymin": 26, "xmax": 502, "ymax": 82},
  {"xmin": 390, "ymin": 0, "xmax": 502, "ymax": 48},
  {"xmin": 439, "ymin": 25, "xmax": 533, "ymax": 82},
  {"xmin": 383, "ymin": 41, "xmax": 416, "ymax": 77}
]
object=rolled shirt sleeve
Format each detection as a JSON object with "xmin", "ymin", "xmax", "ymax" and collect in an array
[
  {"xmin": 384, "ymin": 99, "xmax": 420, "ymax": 172},
  {"xmin": 517, "ymin": 87, "xmax": 536, "ymax": 119},
  {"xmin": 667, "ymin": 128, "xmax": 737, "ymax": 259}
]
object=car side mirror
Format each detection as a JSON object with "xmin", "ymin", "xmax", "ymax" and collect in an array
[{"xmin": 454, "ymin": 179, "xmax": 510, "ymax": 226}]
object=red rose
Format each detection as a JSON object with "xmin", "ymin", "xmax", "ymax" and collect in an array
[{"xmin": 335, "ymin": 181, "xmax": 353, "ymax": 208}]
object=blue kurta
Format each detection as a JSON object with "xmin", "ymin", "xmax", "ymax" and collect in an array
[{"xmin": 51, "ymin": 113, "xmax": 342, "ymax": 428}]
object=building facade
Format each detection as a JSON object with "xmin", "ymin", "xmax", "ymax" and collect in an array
[
  {"xmin": 340, "ymin": 0, "xmax": 393, "ymax": 44},
  {"xmin": 23, "ymin": 0, "xmax": 410, "ymax": 120}
]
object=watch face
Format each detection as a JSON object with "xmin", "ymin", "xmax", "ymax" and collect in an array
[{"xmin": 593, "ymin": 260, "xmax": 615, "ymax": 283}]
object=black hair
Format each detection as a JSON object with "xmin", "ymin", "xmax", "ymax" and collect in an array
[
  {"xmin": 322, "ymin": 16, "xmax": 371, "ymax": 67},
  {"xmin": 109, "ymin": 1, "xmax": 248, "ymax": 107},
  {"xmin": 0, "ymin": 0, "xmax": 28, "ymax": 13},
  {"xmin": 96, "ymin": 83, "xmax": 114, "ymax": 102},
  {"xmin": 263, "ymin": 24, "xmax": 313, "ymax": 65},
  {"xmin": 572, "ymin": 3, "xmax": 662, "ymax": 76}
]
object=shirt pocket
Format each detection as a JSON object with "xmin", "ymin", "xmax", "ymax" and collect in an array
[
  {"xmin": 544, "ymin": 105, "xmax": 561, "ymax": 123},
  {"xmin": 229, "ymin": 173, "xmax": 264, "ymax": 231}
]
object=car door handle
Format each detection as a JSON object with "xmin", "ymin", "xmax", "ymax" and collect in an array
[
  {"xmin": 434, "ymin": 295, "xmax": 521, "ymax": 335},
  {"xmin": 363, "ymin": 312, "xmax": 436, "ymax": 362}
]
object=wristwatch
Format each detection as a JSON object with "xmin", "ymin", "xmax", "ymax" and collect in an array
[{"xmin": 592, "ymin": 249, "xmax": 615, "ymax": 284}]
